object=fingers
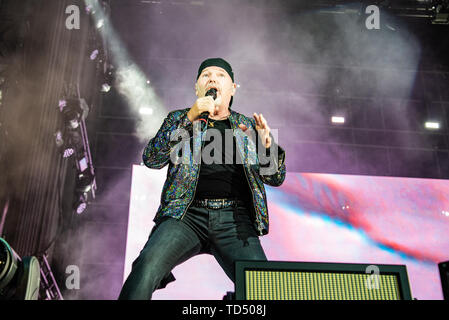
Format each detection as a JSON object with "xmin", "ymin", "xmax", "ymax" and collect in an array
[
  {"xmin": 198, "ymin": 96, "xmax": 216, "ymax": 115},
  {"xmin": 261, "ymin": 114, "xmax": 269, "ymax": 130},
  {"xmin": 203, "ymin": 96, "xmax": 219, "ymax": 114},
  {"xmin": 206, "ymin": 97, "xmax": 218, "ymax": 115},
  {"xmin": 253, "ymin": 113, "xmax": 261, "ymax": 127},
  {"xmin": 190, "ymin": 96, "xmax": 217, "ymax": 121},
  {"xmin": 253, "ymin": 113, "xmax": 269, "ymax": 129},
  {"xmin": 252, "ymin": 113, "xmax": 272, "ymax": 148},
  {"xmin": 239, "ymin": 124, "xmax": 248, "ymax": 131}
]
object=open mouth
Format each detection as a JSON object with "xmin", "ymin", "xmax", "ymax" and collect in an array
[
  {"xmin": 205, "ymin": 86, "xmax": 221, "ymax": 100},
  {"xmin": 206, "ymin": 85, "xmax": 220, "ymax": 93}
]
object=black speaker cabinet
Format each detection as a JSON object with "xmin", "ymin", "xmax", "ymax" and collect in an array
[
  {"xmin": 438, "ymin": 260, "xmax": 449, "ymax": 300},
  {"xmin": 235, "ymin": 261, "xmax": 412, "ymax": 300}
]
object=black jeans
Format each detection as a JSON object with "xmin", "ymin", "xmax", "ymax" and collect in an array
[{"xmin": 118, "ymin": 203, "xmax": 267, "ymax": 300}]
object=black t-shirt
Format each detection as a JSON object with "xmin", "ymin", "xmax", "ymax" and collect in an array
[{"xmin": 194, "ymin": 118, "xmax": 252, "ymax": 201}]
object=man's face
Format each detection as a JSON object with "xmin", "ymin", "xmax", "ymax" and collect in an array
[{"xmin": 196, "ymin": 66, "xmax": 236, "ymax": 108}]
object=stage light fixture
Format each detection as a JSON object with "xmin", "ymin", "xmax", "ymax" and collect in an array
[
  {"xmin": 90, "ymin": 49, "xmax": 99, "ymax": 60},
  {"xmin": 78, "ymin": 156, "xmax": 88, "ymax": 172},
  {"xmin": 60, "ymin": 129, "xmax": 83, "ymax": 159},
  {"xmin": 77, "ymin": 202, "xmax": 87, "ymax": 214},
  {"xmin": 331, "ymin": 116, "xmax": 345, "ymax": 124},
  {"xmin": 67, "ymin": 130, "xmax": 84, "ymax": 151},
  {"xmin": 63, "ymin": 148, "xmax": 75, "ymax": 158},
  {"xmin": 101, "ymin": 83, "xmax": 111, "ymax": 93},
  {"xmin": 72, "ymin": 165, "xmax": 96, "ymax": 215},
  {"xmin": 425, "ymin": 121, "xmax": 440, "ymax": 129},
  {"xmin": 75, "ymin": 169, "xmax": 95, "ymax": 194},
  {"xmin": 74, "ymin": 193, "xmax": 88, "ymax": 215},
  {"xmin": 0, "ymin": 238, "xmax": 19, "ymax": 294},
  {"xmin": 73, "ymin": 166, "xmax": 95, "ymax": 215},
  {"xmin": 139, "ymin": 107, "xmax": 153, "ymax": 115},
  {"xmin": 100, "ymin": 64, "xmax": 115, "ymax": 93},
  {"xmin": 58, "ymin": 98, "xmax": 90, "ymax": 158},
  {"xmin": 0, "ymin": 238, "xmax": 40, "ymax": 300},
  {"xmin": 59, "ymin": 98, "xmax": 89, "ymax": 124},
  {"xmin": 61, "ymin": 99, "xmax": 84, "ymax": 129},
  {"xmin": 58, "ymin": 96, "xmax": 96, "ymax": 214},
  {"xmin": 96, "ymin": 19, "xmax": 104, "ymax": 29},
  {"xmin": 432, "ymin": 2, "xmax": 449, "ymax": 24},
  {"xmin": 85, "ymin": 4, "xmax": 95, "ymax": 15}
]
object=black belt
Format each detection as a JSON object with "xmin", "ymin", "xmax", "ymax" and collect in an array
[{"xmin": 192, "ymin": 198, "xmax": 246, "ymax": 210}]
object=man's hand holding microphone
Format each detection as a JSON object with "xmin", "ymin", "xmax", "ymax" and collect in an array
[
  {"xmin": 187, "ymin": 89, "xmax": 219, "ymax": 123},
  {"xmin": 187, "ymin": 87, "xmax": 272, "ymax": 149}
]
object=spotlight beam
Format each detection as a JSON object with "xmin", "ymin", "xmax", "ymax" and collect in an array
[{"xmin": 84, "ymin": 0, "xmax": 167, "ymax": 141}]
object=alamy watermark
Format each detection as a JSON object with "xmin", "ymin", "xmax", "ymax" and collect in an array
[
  {"xmin": 65, "ymin": 265, "xmax": 80, "ymax": 290},
  {"xmin": 365, "ymin": 264, "xmax": 380, "ymax": 290},
  {"xmin": 365, "ymin": 5, "xmax": 380, "ymax": 30},
  {"xmin": 65, "ymin": 4, "xmax": 380, "ymax": 31},
  {"xmin": 65, "ymin": 5, "xmax": 80, "ymax": 30}
]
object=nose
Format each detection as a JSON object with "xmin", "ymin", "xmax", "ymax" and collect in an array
[
  {"xmin": 209, "ymin": 72, "xmax": 219, "ymax": 82},
  {"xmin": 208, "ymin": 77, "xmax": 217, "ymax": 84},
  {"xmin": 207, "ymin": 79, "xmax": 218, "ymax": 88}
]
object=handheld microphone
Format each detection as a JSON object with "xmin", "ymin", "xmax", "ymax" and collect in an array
[
  {"xmin": 206, "ymin": 88, "xmax": 217, "ymax": 100},
  {"xmin": 199, "ymin": 88, "xmax": 217, "ymax": 124}
]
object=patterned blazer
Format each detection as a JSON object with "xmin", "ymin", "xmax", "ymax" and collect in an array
[{"xmin": 143, "ymin": 108, "xmax": 286, "ymax": 235}]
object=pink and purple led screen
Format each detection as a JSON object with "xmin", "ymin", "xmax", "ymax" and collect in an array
[{"xmin": 124, "ymin": 165, "xmax": 449, "ymax": 299}]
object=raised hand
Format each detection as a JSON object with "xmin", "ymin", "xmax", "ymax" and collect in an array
[{"xmin": 238, "ymin": 113, "xmax": 272, "ymax": 149}]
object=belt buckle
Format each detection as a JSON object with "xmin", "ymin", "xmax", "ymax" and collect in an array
[{"xmin": 221, "ymin": 199, "xmax": 225, "ymax": 208}]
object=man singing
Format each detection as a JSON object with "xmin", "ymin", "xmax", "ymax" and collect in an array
[{"xmin": 119, "ymin": 58, "xmax": 286, "ymax": 299}]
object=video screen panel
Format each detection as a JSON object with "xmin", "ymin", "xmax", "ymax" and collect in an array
[{"xmin": 124, "ymin": 165, "xmax": 449, "ymax": 299}]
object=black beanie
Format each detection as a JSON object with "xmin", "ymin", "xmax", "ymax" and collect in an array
[
  {"xmin": 196, "ymin": 58, "xmax": 234, "ymax": 106},
  {"xmin": 196, "ymin": 58, "xmax": 234, "ymax": 82}
]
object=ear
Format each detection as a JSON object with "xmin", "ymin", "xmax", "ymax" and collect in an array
[
  {"xmin": 231, "ymin": 83, "xmax": 237, "ymax": 96},
  {"xmin": 195, "ymin": 83, "xmax": 199, "ymax": 97}
]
